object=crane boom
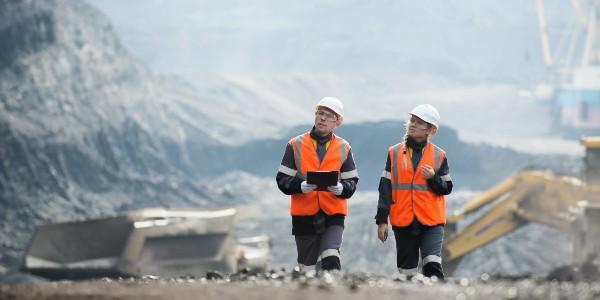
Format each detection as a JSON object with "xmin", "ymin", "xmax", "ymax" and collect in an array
[{"xmin": 536, "ymin": 0, "xmax": 554, "ymax": 66}]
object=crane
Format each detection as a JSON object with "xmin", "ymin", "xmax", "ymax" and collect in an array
[{"xmin": 533, "ymin": 0, "xmax": 600, "ymax": 131}]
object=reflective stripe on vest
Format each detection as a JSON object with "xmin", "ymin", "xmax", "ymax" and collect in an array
[
  {"xmin": 389, "ymin": 141, "xmax": 446, "ymax": 226},
  {"xmin": 290, "ymin": 132, "xmax": 349, "ymax": 216},
  {"xmin": 293, "ymin": 135, "xmax": 305, "ymax": 180}
]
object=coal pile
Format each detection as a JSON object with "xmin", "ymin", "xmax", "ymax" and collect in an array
[{"xmin": 546, "ymin": 259, "xmax": 600, "ymax": 282}]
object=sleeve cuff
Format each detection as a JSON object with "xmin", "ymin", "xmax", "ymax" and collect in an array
[
  {"xmin": 375, "ymin": 208, "xmax": 389, "ymax": 224},
  {"xmin": 427, "ymin": 173, "xmax": 441, "ymax": 184}
]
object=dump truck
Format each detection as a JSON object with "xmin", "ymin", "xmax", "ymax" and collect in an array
[
  {"xmin": 22, "ymin": 207, "xmax": 270, "ymax": 280},
  {"xmin": 443, "ymin": 137, "xmax": 600, "ymax": 275}
]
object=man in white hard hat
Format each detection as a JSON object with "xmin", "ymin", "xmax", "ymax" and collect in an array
[
  {"xmin": 276, "ymin": 97, "xmax": 359, "ymax": 272},
  {"xmin": 375, "ymin": 104, "xmax": 453, "ymax": 279}
]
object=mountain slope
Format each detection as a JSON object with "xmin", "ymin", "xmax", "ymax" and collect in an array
[
  {"xmin": 192, "ymin": 121, "xmax": 579, "ymax": 190},
  {"xmin": 0, "ymin": 0, "xmax": 239, "ymax": 271}
]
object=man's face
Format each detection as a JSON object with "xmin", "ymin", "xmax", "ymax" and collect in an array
[
  {"xmin": 313, "ymin": 107, "xmax": 338, "ymax": 136},
  {"xmin": 407, "ymin": 115, "xmax": 434, "ymax": 140}
]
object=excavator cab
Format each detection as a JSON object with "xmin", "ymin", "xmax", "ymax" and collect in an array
[{"xmin": 582, "ymin": 137, "xmax": 600, "ymax": 184}]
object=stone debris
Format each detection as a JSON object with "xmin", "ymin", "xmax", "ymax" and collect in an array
[{"xmin": 3, "ymin": 268, "xmax": 600, "ymax": 300}]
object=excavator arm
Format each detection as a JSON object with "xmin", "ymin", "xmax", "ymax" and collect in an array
[
  {"xmin": 443, "ymin": 171, "xmax": 600, "ymax": 275},
  {"xmin": 444, "ymin": 184, "xmax": 529, "ymax": 263}
]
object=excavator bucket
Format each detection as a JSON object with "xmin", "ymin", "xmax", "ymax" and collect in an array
[
  {"xmin": 24, "ymin": 216, "xmax": 134, "ymax": 279},
  {"xmin": 21, "ymin": 208, "xmax": 264, "ymax": 280}
]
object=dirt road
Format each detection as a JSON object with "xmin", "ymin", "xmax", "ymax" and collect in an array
[{"xmin": 2, "ymin": 272, "xmax": 600, "ymax": 300}]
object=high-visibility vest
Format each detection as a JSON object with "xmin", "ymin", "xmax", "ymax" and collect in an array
[
  {"xmin": 388, "ymin": 141, "xmax": 446, "ymax": 226},
  {"xmin": 289, "ymin": 132, "xmax": 350, "ymax": 216}
]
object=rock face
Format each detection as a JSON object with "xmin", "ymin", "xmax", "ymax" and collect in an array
[{"xmin": 0, "ymin": 0, "xmax": 231, "ymax": 270}]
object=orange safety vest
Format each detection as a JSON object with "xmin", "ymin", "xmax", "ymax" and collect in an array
[
  {"xmin": 389, "ymin": 141, "xmax": 446, "ymax": 227},
  {"xmin": 289, "ymin": 132, "xmax": 350, "ymax": 216}
]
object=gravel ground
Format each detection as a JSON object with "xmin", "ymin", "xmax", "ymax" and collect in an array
[{"xmin": 2, "ymin": 270, "xmax": 600, "ymax": 300}]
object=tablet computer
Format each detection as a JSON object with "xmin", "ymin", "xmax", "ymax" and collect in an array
[{"xmin": 307, "ymin": 171, "xmax": 339, "ymax": 191}]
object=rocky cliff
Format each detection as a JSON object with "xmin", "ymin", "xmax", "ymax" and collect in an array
[{"xmin": 0, "ymin": 0, "xmax": 238, "ymax": 270}]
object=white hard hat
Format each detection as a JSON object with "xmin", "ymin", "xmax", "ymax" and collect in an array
[
  {"xmin": 316, "ymin": 97, "xmax": 344, "ymax": 123},
  {"xmin": 409, "ymin": 104, "xmax": 440, "ymax": 129}
]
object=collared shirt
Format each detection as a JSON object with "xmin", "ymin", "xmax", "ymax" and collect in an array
[{"xmin": 309, "ymin": 128, "xmax": 332, "ymax": 163}]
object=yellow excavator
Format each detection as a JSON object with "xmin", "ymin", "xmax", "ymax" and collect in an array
[{"xmin": 443, "ymin": 137, "xmax": 600, "ymax": 275}]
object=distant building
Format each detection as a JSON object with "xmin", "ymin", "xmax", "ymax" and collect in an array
[{"xmin": 554, "ymin": 67, "xmax": 600, "ymax": 130}]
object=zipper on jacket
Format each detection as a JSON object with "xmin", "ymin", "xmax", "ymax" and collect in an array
[
  {"xmin": 315, "ymin": 135, "xmax": 328, "ymax": 211},
  {"xmin": 408, "ymin": 144, "xmax": 420, "ymax": 223},
  {"xmin": 409, "ymin": 149, "xmax": 416, "ymax": 223}
]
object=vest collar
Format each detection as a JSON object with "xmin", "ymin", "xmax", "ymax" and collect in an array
[
  {"xmin": 406, "ymin": 136, "xmax": 427, "ymax": 151},
  {"xmin": 310, "ymin": 126, "xmax": 333, "ymax": 144}
]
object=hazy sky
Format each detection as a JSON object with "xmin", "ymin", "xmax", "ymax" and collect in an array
[
  {"xmin": 85, "ymin": 0, "xmax": 584, "ymax": 155},
  {"xmin": 87, "ymin": 0, "xmax": 573, "ymax": 82}
]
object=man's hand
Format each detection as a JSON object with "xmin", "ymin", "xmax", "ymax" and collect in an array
[
  {"xmin": 327, "ymin": 182, "xmax": 343, "ymax": 196},
  {"xmin": 301, "ymin": 181, "xmax": 317, "ymax": 193},
  {"xmin": 421, "ymin": 164, "xmax": 435, "ymax": 179},
  {"xmin": 377, "ymin": 223, "xmax": 388, "ymax": 242}
]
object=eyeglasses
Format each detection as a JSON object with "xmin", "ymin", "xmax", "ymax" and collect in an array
[
  {"xmin": 408, "ymin": 116, "xmax": 431, "ymax": 130},
  {"xmin": 315, "ymin": 110, "xmax": 337, "ymax": 121}
]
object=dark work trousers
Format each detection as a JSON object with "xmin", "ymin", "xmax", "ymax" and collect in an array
[
  {"xmin": 294, "ymin": 225, "xmax": 343, "ymax": 271},
  {"xmin": 393, "ymin": 223, "xmax": 444, "ymax": 279}
]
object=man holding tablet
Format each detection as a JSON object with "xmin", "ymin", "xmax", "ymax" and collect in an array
[{"xmin": 276, "ymin": 97, "xmax": 359, "ymax": 272}]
